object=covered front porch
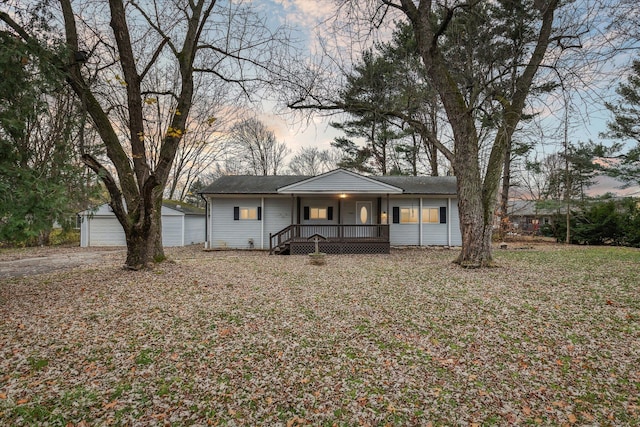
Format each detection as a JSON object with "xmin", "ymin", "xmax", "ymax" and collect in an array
[
  {"xmin": 269, "ymin": 223, "xmax": 390, "ymax": 255},
  {"xmin": 269, "ymin": 170, "xmax": 402, "ymax": 255}
]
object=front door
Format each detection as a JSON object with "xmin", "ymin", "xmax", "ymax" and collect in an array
[{"xmin": 356, "ymin": 202, "xmax": 372, "ymax": 225}]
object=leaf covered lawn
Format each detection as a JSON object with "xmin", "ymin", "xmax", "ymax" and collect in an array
[{"xmin": 1, "ymin": 245, "xmax": 639, "ymax": 426}]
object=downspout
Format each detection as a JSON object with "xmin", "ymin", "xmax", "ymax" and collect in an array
[
  {"xmin": 419, "ymin": 197, "xmax": 423, "ymax": 246},
  {"xmin": 261, "ymin": 197, "xmax": 265, "ymax": 249},
  {"xmin": 199, "ymin": 193, "xmax": 208, "ymax": 249},
  {"xmin": 447, "ymin": 197, "xmax": 452, "ymax": 246}
]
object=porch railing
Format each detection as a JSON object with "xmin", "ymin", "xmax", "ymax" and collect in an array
[{"xmin": 269, "ymin": 224, "xmax": 389, "ymax": 254}]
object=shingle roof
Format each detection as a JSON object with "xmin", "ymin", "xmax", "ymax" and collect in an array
[
  {"xmin": 200, "ymin": 175, "xmax": 309, "ymax": 194},
  {"xmin": 373, "ymin": 176, "xmax": 457, "ymax": 194},
  {"xmin": 162, "ymin": 200, "xmax": 205, "ymax": 215},
  {"xmin": 200, "ymin": 171, "xmax": 458, "ymax": 195}
]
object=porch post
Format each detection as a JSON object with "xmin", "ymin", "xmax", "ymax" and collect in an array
[
  {"xmin": 261, "ymin": 197, "xmax": 265, "ymax": 249},
  {"xmin": 290, "ymin": 194, "xmax": 294, "ymax": 225},
  {"xmin": 386, "ymin": 194, "xmax": 390, "ymax": 224}
]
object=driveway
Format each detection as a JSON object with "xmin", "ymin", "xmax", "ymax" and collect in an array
[{"xmin": 0, "ymin": 247, "xmax": 125, "ymax": 279}]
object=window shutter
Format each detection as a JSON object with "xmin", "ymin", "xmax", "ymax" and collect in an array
[
  {"xmin": 327, "ymin": 206, "xmax": 333, "ymax": 221},
  {"xmin": 257, "ymin": 206, "xmax": 262, "ymax": 221},
  {"xmin": 303, "ymin": 206, "xmax": 310, "ymax": 220},
  {"xmin": 392, "ymin": 207, "xmax": 400, "ymax": 224},
  {"xmin": 440, "ymin": 206, "xmax": 447, "ymax": 224},
  {"xmin": 233, "ymin": 206, "xmax": 240, "ymax": 221}
]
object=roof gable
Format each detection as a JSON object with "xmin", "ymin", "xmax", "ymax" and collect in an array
[{"xmin": 277, "ymin": 169, "xmax": 403, "ymax": 194}]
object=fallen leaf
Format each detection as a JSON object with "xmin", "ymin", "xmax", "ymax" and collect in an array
[
  {"xmin": 103, "ymin": 400, "xmax": 118, "ymax": 409},
  {"xmin": 523, "ymin": 405, "xmax": 532, "ymax": 415},
  {"xmin": 0, "ymin": 393, "xmax": 6, "ymax": 399},
  {"xmin": 16, "ymin": 398, "xmax": 28, "ymax": 405},
  {"xmin": 567, "ymin": 413, "xmax": 577, "ymax": 423}
]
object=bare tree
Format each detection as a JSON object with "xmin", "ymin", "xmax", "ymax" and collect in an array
[
  {"xmin": 286, "ymin": 0, "xmax": 595, "ymax": 267},
  {"xmin": 3, "ymin": 0, "xmax": 295, "ymax": 268},
  {"xmin": 288, "ymin": 146, "xmax": 340, "ymax": 175},
  {"xmin": 228, "ymin": 118, "xmax": 290, "ymax": 175}
]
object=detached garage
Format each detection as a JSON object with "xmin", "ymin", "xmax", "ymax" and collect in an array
[{"xmin": 80, "ymin": 202, "xmax": 205, "ymax": 247}]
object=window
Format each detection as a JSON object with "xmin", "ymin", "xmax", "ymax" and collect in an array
[
  {"xmin": 422, "ymin": 208, "xmax": 439, "ymax": 223},
  {"xmin": 400, "ymin": 207, "xmax": 419, "ymax": 223},
  {"xmin": 310, "ymin": 207, "xmax": 327, "ymax": 220},
  {"xmin": 234, "ymin": 206, "xmax": 261, "ymax": 220},
  {"xmin": 393, "ymin": 206, "xmax": 447, "ymax": 224},
  {"xmin": 240, "ymin": 207, "xmax": 257, "ymax": 220},
  {"xmin": 303, "ymin": 206, "xmax": 333, "ymax": 221}
]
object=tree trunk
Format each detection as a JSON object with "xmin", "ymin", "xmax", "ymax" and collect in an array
[
  {"xmin": 454, "ymin": 169, "xmax": 495, "ymax": 268},
  {"xmin": 121, "ymin": 190, "xmax": 164, "ymax": 269},
  {"xmin": 499, "ymin": 142, "xmax": 512, "ymax": 240}
]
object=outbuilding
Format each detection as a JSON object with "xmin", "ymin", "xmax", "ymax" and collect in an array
[{"xmin": 79, "ymin": 202, "xmax": 205, "ymax": 247}]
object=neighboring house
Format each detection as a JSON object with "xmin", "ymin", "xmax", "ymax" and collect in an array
[
  {"xmin": 200, "ymin": 168, "xmax": 461, "ymax": 254},
  {"xmin": 506, "ymin": 200, "xmax": 564, "ymax": 234},
  {"xmin": 79, "ymin": 202, "xmax": 205, "ymax": 247}
]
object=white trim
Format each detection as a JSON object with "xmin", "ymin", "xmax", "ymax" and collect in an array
[{"xmin": 277, "ymin": 168, "xmax": 403, "ymax": 194}]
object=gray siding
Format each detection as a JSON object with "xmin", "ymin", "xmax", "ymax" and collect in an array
[
  {"xmin": 184, "ymin": 216, "xmax": 205, "ymax": 245},
  {"xmin": 389, "ymin": 198, "xmax": 420, "ymax": 246},
  {"xmin": 340, "ymin": 197, "xmax": 381, "ymax": 224},
  {"xmin": 88, "ymin": 217, "xmax": 127, "ymax": 246},
  {"xmin": 162, "ymin": 215, "xmax": 183, "ymax": 246},
  {"xmin": 449, "ymin": 199, "xmax": 462, "ymax": 246},
  {"xmin": 421, "ymin": 198, "xmax": 449, "ymax": 245},
  {"xmin": 80, "ymin": 203, "xmax": 203, "ymax": 247},
  {"xmin": 263, "ymin": 198, "xmax": 292, "ymax": 249},
  {"xmin": 299, "ymin": 197, "xmax": 339, "ymax": 225},
  {"xmin": 80, "ymin": 217, "xmax": 89, "ymax": 247},
  {"xmin": 281, "ymin": 169, "xmax": 401, "ymax": 193},
  {"xmin": 210, "ymin": 197, "xmax": 262, "ymax": 249}
]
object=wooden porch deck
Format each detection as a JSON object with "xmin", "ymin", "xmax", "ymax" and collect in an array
[{"xmin": 269, "ymin": 224, "xmax": 390, "ymax": 255}]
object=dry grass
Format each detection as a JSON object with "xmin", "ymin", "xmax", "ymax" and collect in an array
[{"xmin": 1, "ymin": 245, "xmax": 639, "ymax": 426}]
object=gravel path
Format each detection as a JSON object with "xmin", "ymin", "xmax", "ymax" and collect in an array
[{"xmin": 0, "ymin": 247, "xmax": 125, "ymax": 278}]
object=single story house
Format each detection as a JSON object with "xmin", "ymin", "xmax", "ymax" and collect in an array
[
  {"xmin": 506, "ymin": 200, "xmax": 563, "ymax": 235},
  {"xmin": 200, "ymin": 168, "xmax": 461, "ymax": 254},
  {"xmin": 79, "ymin": 201, "xmax": 205, "ymax": 247}
]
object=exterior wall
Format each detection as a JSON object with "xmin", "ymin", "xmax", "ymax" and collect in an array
[
  {"xmin": 263, "ymin": 198, "xmax": 292, "ymax": 249},
  {"xmin": 86, "ymin": 217, "xmax": 127, "ymax": 246},
  {"xmin": 210, "ymin": 197, "xmax": 262, "ymax": 249},
  {"xmin": 205, "ymin": 194, "xmax": 462, "ymax": 250},
  {"xmin": 80, "ymin": 216, "xmax": 89, "ymax": 247},
  {"xmin": 80, "ymin": 204, "xmax": 204, "ymax": 247},
  {"xmin": 389, "ymin": 198, "xmax": 420, "ymax": 246},
  {"xmin": 298, "ymin": 197, "xmax": 339, "ymax": 225},
  {"xmin": 449, "ymin": 198, "xmax": 462, "ymax": 246},
  {"xmin": 162, "ymin": 214, "xmax": 183, "ymax": 247},
  {"xmin": 339, "ymin": 197, "xmax": 381, "ymax": 224},
  {"xmin": 388, "ymin": 197, "xmax": 462, "ymax": 247},
  {"xmin": 184, "ymin": 216, "xmax": 206, "ymax": 245},
  {"xmin": 421, "ymin": 198, "xmax": 448, "ymax": 246},
  {"xmin": 281, "ymin": 169, "xmax": 401, "ymax": 194}
]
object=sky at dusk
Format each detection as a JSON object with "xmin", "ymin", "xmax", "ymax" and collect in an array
[{"xmin": 250, "ymin": 0, "xmax": 637, "ymax": 161}]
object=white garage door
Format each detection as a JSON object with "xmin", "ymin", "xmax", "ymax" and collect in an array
[{"xmin": 88, "ymin": 217, "xmax": 126, "ymax": 246}]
